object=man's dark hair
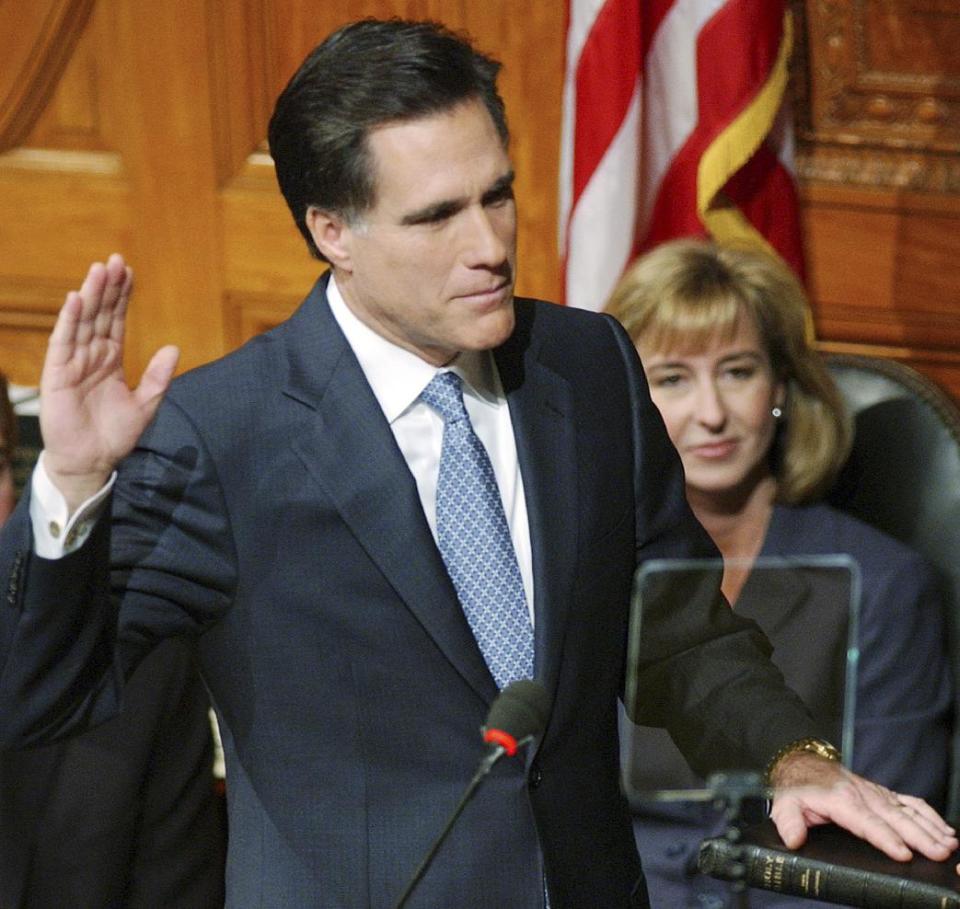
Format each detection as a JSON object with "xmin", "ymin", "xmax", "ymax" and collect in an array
[{"xmin": 268, "ymin": 18, "xmax": 510, "ymax": 260}]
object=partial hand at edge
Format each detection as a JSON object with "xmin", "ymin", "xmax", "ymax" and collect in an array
[
  {"xmin": 40, "ymin": 254, "xmax": 179, "ymax": 513},
  {"xmin": 769, "ymin": 751, "xmax": 958, "ymax": 866}
]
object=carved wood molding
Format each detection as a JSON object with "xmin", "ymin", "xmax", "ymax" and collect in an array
[
  {"xmin": 817, "ymin": 302, "xmax": 960, "ymax": 337},
  {"xmin": 0, "ymin": 310, "xmax": 59, "ymax": 332},
  {"xmin": 0, "ymin": 0, "xmax": 95, "ymax": 152},
  {"xmin": 793, "ymin": 0, "xmax": 960, "ymax": 193},
  {"xmin": 797, "ymin": 144, "xmax": 960, "ymax": 194}
]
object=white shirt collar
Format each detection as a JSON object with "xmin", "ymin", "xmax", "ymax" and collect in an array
[{"xmin": 325, "ymin": 273, "xmax": 499, "ymax": 422}]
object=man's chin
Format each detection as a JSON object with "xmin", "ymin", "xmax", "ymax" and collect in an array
[
  {"xmin": 418, "ymin": 303, "xmax": 516, "ymax": 363},
  {"xmin": 468, "ymin": 304, "xmax": 515, "ymax": 351}
]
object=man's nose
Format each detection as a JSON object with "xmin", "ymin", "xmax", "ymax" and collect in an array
[{"xmin": 462, "ymin": 207, "xmax": 508, "ymax": 268}]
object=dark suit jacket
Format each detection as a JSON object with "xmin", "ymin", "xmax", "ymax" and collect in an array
[
  {"xmin": 627, "ymin": 503, "xmax": 953, "ymax": 909},
  {"xmin": 0, "ymin": 638, "xmax": 226, "ymax": 908},
  {"xmin": 0, "ymin": 276, "xmax": 821, "ymax": 908}
]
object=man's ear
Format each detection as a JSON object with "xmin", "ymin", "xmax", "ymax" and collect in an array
[{"xmin": 306, "ymin": 206, "xmax": 354, "ymax": 271}]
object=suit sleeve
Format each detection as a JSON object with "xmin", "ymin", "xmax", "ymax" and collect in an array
[
  {"xmin": 603, "ymin": 315, "xmax": 824, "ymax": 777},
  {"xmin": 0, "ymin": 397, "xmax": 236, "ymax": 747}
]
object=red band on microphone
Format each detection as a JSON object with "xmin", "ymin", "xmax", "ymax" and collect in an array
[{"xmin": 483, "ymin": 728, "xmax": 518, "ymax": 757}]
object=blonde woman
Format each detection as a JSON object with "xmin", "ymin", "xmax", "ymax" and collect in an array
[{"xmin": 607, "ymin": 239, "xmax": 952, "ymax": 908}]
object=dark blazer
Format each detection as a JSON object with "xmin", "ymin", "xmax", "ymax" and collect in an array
[
  {"xmin": 0, "ymin": 638, "xmax": 226, "ymax": 908},
  {"xmin": 628, "ymin": 503, "xmax": 953, "ymax": 909},
  {"xmin": 0, "ymin": 276, "xmax": 821, "ymax": 908}
]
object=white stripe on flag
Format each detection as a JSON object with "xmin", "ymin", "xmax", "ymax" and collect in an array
[
  {"xmin": 561, "ymin": 0, "xmax": 804, "ymax": 309},
  {"xmin": 564, "ymin": 85, "xmax": 641, "ymax": 311},
  {"xmin": 638, "ymin": 0, "xmax": 726, "ymax": 239}
]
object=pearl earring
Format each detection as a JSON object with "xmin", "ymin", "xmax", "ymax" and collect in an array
[{"xmin": 772, "ymin": 406, "xmax": 783, "ymax": 419}]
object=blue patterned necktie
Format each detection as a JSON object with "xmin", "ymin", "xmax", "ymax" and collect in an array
[{"xmin": 421, "ymin": 371, "xmax": 534, "ymax": 690}]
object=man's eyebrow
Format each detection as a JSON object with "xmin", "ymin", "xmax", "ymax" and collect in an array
[
  {"xmin": 482, "ymin": 170, "xmax": 515, "ymax": 203},
  {"xmin": 400, "ymin": 170, "xmax": 516, "ymax": 226},
  {"xmin": 401, "ymin": 199, "xmax": 462, "ymax": 226}
]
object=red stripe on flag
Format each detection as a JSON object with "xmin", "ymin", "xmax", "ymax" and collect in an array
[
  {"xmin": 695, "ymin": 0, "xmax": 783, "ymax": 139},
  {"xmin": 639, "ymin": 140, "xmax": 709, "ymax": 254},
  {"xmin": 562, "ymin": 0, "xmax": 805, "ymax": 309},
  {"xmin": 637, "ymin": 0, "xmax": 800, "ymax": 269},
  {"xmin": 640, "ymin": 0, "xmax": 679, "ymax": 57},
  {"xmin": 571, "ymin": 0, "xmax": 641, "ymax": 205},
  {"xmin": 725, "ymin": 146, "xmax": 806, "ymax": 277}
]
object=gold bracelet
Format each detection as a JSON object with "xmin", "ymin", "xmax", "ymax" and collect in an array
[{"xmin": 764, "ymin": 737, "xmax": 841, "ymax": 786}]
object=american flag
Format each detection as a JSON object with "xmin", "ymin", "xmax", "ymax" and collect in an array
[{"xmin": 559, "ymin": 0, "xmax": 804, "ymax": 311}]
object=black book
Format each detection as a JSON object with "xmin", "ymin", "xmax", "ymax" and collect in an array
[{"xmin": 698, "ymin": 819, "xmax": 960, "ymax": 908}]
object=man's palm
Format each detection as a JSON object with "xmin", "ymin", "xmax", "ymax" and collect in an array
[{"xmin": 40, "ymin": 255, "xmax": 179, "ymax": 509}]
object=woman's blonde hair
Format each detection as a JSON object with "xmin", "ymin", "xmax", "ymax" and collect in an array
[{"xmin": 605, "ymin": 238, "xmax": 851, "ymax": 505}]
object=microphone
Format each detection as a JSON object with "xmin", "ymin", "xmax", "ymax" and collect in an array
[
  {"xmin": 479, "ymin": 677, "xmax": 550, "ymax": 766},
  {"xmin": 394, "ymin": 679, "xmax": 549, "ymax": 909}
]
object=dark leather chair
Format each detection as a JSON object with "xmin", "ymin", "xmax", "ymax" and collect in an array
[{"xmin": 825, "ymin": 352, "xmax": 960, "ymax": 818}]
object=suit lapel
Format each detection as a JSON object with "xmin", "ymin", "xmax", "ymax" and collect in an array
[
  {"xmin": 276, "ymin": 287, "xmax": 578, "ymax": 707},
  {"xmin": 496, "ymin": 303, "xmax": 578, "ymax": 709},
  {"xmin": 736, "ymin": 509, "xmax": 811, "ymax": 631},
  {"xmin": 736, "ymin": 561, "xmax": 810, "ymax": 635},
  {"xmin": 280, "ymin": 277, "xmax": 497, "ymax": 703}
]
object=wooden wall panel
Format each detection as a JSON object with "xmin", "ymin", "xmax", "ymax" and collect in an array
[
  {"xmin": 0, "ymin": 282, "xmax": 61, "ymax": 388},
  {"xmin": 804, "ymin": 186, "xmax": 960, "ymax": 347},
  {"xmin": 26, "ymin": 11, "xmax": 107, "ymax": 152},
  {"xmin": 0, "ymin": 154, "xmax": 128, "ymax": 275},
  {"xmin": 219, "ymin": 163, "xmax": 313, "ymax": 295},
  {"xmin": 0, "ymin": 0, "xmax": 227, "ymax": 385},
  {"xmin": 107, "ymin": 1, "xmax": 224, "ymax": 376},
  {"xmin": 0, "ymin": 0, "xmax": 565, "ymax": 379},
  {"xmin": 0, "ymin": 0, "xmax": 96, "ymax": 151},
  {"xmin": 1, "ymin": 0, "xmax": 958, "ymax": 408},
  {"xmin": 0, "ymin": 0, "xmax": 127, "ymax": 388},
  {"xmin": 794, "ymin": 0, "xmax": 960, "ymax": 400}
]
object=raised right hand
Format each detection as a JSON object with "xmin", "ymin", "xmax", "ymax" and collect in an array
[{"xmin": 40, "ymin": 254, "xmax": 180, "ymax": 512}]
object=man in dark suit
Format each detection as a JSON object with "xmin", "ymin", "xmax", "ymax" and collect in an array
[
  {"xmin": 0, "ymin": 640, "xmax": 226, "ymax": 909},
  {"xmin": 0, "ymin": 18, "xmax": 954, "ymax": 909},
  {"xmin": 0, "ymin": 375, "xmax": 225, "ymax": 908}
]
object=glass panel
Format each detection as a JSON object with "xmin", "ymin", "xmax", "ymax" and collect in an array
[{"xmin": 621, "ymin": 555, "xmax": 860, "ymax": 807}]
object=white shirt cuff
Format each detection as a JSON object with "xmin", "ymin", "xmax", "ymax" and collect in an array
[{"xmin": 30, "ymin": 452, "xmax": 116, "ymax": 559}]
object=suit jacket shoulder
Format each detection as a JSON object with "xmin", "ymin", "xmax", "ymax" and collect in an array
[
  {"xmin": 762, "ymin": 502, "xmax": 932, "ymax": 580},
  {"xmin": 762, "ymin": 502, "xmax": 952, "ymax": 806}
]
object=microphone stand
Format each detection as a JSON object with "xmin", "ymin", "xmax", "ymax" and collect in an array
[
  {"xmin": 637, "ymin": 771, "xmax": 767, "ymax": 908},
  {"xmin": 392, "ymin": 680, "xmax": 548, "ymax": 909},
  {"xmin": 703, "ymin": 771, "xmax": 767, "ymax": 909},
  {"xmin": 393, "ymin": 747, "xmax": 504, "ymax": 909}
]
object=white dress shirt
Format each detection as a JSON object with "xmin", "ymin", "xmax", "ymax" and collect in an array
[
  {"xmin": 30, "ymin": 452, "xmax": 113, "ymax": 558},
  {"xmin": 326, "ymin": 277, "xmax": 534, "ymax": 618},
  {"xmin": 28, "ymin": 276, "xmax": 536, "ymax": 619}
]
